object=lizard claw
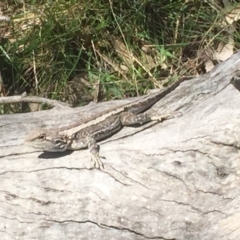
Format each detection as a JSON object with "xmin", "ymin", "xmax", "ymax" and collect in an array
[{"xmin": 91, "ymin": 155, "xmax": 104, "ymax": 170}]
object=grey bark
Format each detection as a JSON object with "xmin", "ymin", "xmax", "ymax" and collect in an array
[{"xmin": 1, "ymin": 51, "xmax": 240, "ymax": 240}]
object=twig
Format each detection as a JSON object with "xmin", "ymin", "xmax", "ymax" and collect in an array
[
  {"xmin": 0, "ymin": 95, "xmax": 72, "ymax": 109},
  {"xmin": 0, "ymin": 15, "xmax": 10, "ymax": 22}
]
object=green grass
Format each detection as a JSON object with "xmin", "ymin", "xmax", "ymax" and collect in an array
[{"xmin": 0, "ymin": 0, "xmax": 240, "ymax": 113}]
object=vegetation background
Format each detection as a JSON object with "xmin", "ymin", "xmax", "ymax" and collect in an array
[{"xmin": 0, "ymin": 0, "xmax": 239, "ymax": 113}]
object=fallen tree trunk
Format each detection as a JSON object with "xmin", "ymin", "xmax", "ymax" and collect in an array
[{"xmin": 1, "ymin": 51, "xmax": 240, "ymax": 240}]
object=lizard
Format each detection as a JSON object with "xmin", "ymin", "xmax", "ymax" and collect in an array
[{"xmin": 25, "ymin": 77, "xmax": 192, "ymax": 169}]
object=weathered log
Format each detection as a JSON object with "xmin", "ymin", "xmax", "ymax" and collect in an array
[{"xmin": 1, "ymin": 51, "xmax": 240, "ymax": 240}]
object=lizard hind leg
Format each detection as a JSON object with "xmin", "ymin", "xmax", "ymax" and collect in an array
[
  {"xmin": 120, "ymin": 112, "xmax": 152, "ymax": 126},
  {"xmin": 150, "ymin": 111, "xmax": 182, "ymax": 121},
  {"xmin": 120, "ymin": 111, "xmax": 180, "ymax": 126}
]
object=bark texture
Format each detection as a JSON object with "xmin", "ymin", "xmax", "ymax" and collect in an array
[{"xmin": 1, "ymin": 52, "xmax": 240, "ymax": 240}]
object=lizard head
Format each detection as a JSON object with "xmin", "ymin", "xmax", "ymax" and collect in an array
[{"xmin": 25, "ymin": 129, "xmax": 69, "ymax": 152}]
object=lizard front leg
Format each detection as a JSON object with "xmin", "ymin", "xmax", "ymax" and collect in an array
[
  {"xmin": 86, "ymin": 136, "xmax": 104, "ymax": 170},
  {"xmin": 68, "ymin": 134, "xmax": 104, "ymax": 170}
]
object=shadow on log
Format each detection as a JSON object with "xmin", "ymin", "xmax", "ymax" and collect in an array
[{"xmin": 1, "ymin": 51, "xmax": 240, "ymax": 239}]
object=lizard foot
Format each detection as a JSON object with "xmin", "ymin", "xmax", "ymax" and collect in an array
[
  {"xmin": 89, "ymin": 144, "xmax": 104, "ymax": 170},
  {"xmin": 91, "ymin": 155, "xmax": 104, "ymax": 170},
  {"xmin": 87, "ymin": 137, "xmax": 104, "ymax": 170}
]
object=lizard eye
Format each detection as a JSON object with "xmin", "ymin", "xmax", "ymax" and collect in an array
[{"xmin": 39, "ymin": 134, "xmax": 46, "ymax": 140}]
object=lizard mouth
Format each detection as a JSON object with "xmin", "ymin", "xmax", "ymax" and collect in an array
[{"xmin": 26, "ymin": 140, "xmax": 67, "ymax": 152}]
